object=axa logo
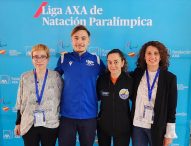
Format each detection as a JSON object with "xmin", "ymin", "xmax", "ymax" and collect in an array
[
  {"xmin": 86, "ymin": 60, "xmax": 94, "ymax": 66},
  {"xmin": 0, "ymin": 75, "xmax": 10, "ymax": 84},
  {"xmin": 3, "ymin": 130, "xmax": 13, "ymax": 139}
]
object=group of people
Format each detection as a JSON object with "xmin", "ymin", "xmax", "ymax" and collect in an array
[{"xmin": 14, "ymin": 25, "xmax": 177, "ymax": 146}]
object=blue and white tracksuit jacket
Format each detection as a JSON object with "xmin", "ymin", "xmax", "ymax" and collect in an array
[{"xmin": 55, "ymin": 51, "xmax": 105, "ymax": 119}]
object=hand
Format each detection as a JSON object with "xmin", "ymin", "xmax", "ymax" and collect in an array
[
  {"xmin": 163, "ymin": 138, "xmax": 172, "ymax": 146},
  {"xmin": 14, "ymin": 125, "xmax": 21, "ymax": 136}
]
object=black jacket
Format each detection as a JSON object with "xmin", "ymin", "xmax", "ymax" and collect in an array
[
  {"xmin": 131, "ymin": 68, "xmax": 177, "ymax": 146},
  {"xmin": 97, "ymin": 72, "xmax": 133, "ymax": 136}
]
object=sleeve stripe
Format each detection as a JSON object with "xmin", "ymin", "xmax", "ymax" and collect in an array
[
  {"xmin": 61, "ymin": 54, "xmax": 64, "ymax": 64},
  {"xmin": 96, "ymin": 55, "xmax": 100, "ymax": 65}
]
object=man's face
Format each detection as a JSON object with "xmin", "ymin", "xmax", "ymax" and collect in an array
[{"xmin": 71, "ymin": 30, "xmax": 90, "ymax": 55}]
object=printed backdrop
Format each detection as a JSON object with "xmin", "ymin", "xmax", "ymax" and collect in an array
[{"xmin": 0, "ymin": 0, "xmax": 191, "ymax": 145}]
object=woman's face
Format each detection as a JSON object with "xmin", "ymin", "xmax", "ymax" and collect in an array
[
  {"xmin": 32, "ymin": 50, "xmax": 48, "ymax": 70},
  {"xmin": 71, "ymin": 30, "xmax": 90, "ymax": 55},
  {"xmin": 145, "ymin": 46, "xmax": 161, "ymax": 69},
  {"xmin": 107, "ymin": 53, "xmax": 124, "ymax": 77}
]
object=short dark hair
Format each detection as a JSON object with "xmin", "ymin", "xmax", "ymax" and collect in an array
[
  {"xmin": 71, "ymin": 25, "xmax": 90, "ymax": 37},
  {"xmin": 137, "ymin": 41, "xmax": 170, "ymax": 70},
  {"xmin": 107, "ymin": 49, "xmax": 128, "ymax": 72}
]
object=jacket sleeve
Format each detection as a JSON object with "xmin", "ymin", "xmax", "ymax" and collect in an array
[
  {"xmin": 15, "ymin": 110, "xmax": 21, "ymax": 125},
  {"xmin": 99, "ymin": 59, "xmax": 106, "ymax": 75},
  {"xmin": 125, "ymin": 72, "xmax": 133, "ymax": 101},
  {"xmin": 15, "ymin": 74, "xmax": 24, "ymax": 125},
  {"xmin": 96, "ymin": 76, "xmax": 102, "ymax": 101},
  {"xmin": 167, "ymin": 74, "xmax": 177, "ymax": 123},
  {"xmin": 129, "ymin": 74, "xmax": 134, "ymax": 102},
  {"xmin": 55, "ymin": 55, "xmax": 64, "ymax": 75}
]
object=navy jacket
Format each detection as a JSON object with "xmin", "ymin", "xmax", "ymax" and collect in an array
[
  {"xmin": 97, "ymin": 72, "xmax": 133, "ymax": 136},
  {"xmin": 55, "ymin": 51, "xmax": 105, "ymax": 119}
]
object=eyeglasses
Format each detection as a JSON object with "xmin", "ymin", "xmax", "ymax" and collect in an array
[{"xmin": 32, "ymin": 55, "xmax": 48, "ymax": 61}]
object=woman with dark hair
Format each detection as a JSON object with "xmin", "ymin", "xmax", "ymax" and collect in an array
[
  {"xmin": 131, "ymin": 41, "xmax": 177, "ymax": 146},
  {"xmin": 97, "ymin": 49, "xmax": 133, "ymax": 146}
]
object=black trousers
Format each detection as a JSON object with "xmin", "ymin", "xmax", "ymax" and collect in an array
[
  {"xmin": 58, "ymin": 117, "xmax": 97, "ymax": 146},
  {"xmin": 97, "ymin": 129, "xmax": 130, "ymax": 146},
  {"xmin": 22, "ymin": 125, "xmax": 58, "ymax": 146}
]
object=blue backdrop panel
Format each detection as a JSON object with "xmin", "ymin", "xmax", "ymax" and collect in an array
[{"xmin": 0, "ymin": 0, "xmax": 191, "ymax": 145}]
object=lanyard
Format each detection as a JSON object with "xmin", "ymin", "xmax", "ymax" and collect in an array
[
  {"xmin": 34, "ymin": 69, "xmax": 48, "ymax": 105},
  {"xmin": 146, "ymin": 68, "xmax": 160, "ymax": 102}
]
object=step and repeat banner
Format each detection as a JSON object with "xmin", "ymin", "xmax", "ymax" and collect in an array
[{"xmin": 0, "ymin": 0, "xmax": 191, "ymax": 145}]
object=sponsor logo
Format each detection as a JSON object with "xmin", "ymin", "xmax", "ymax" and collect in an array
[
  {"xmin": 128, "ymin": 52, "xmax": 136, "ymax": 57},
  {"xmin": 2, "ymin": 106, "xmax": 9, "ymax": 111},
  {"xmin": 89, "ymin": 47, "xmax": 100, "ymax": 56},
  {"xmin": 0, "ymin": 97, "xmax": 12, "ymax": 105},
  {"xmin": 177, "ymin": 84, "xmax": 188, "ymax": 91},
  {"xmin": 3, "ymin": 130, "xmax": 13, "ymax": 139},
  {"xmin": 0, "ymin": 50, "xmax": 6, "ymax": 54},
  {"xmin": 34, "ymin": 2, "xmax": 48, "ymax": 18},
  {"xmin": 8, "ymin": 50, "xmax": 22, "ymax": 56},
  {"xmin": 49, "ymin": 48, "xmax": 56, "ymax": 56},
  {"xmin": 0, "ymin": 41, "xmax": 7, "ymax": 54},
  {"xmin": 176, "ymin": 112, "xmax": 187, "ymax": 117},
  {"xmin": 119, "ymin": 89, "xmax": 129, "ymax": 100},
  {"xmin": 69, "ymin": 61, "xmax": 73, "ymax": 66},
  {"xmin": 0, "ymin": 75, "xmax": 20, "ymax": 84},
  {"xmin": 57, "ymin": 40, "xmax": 71, "ymax": 53},
  {"xmin": 0, "ymin": 40, "xmax": 7, "ymax": 48},
  {"xmin": 170, "ymin": 49, "xmax": 191, "ymax": 58},
  {"xmin": 0, "ymin": 75, "xmax": 10, "ymax": 84},
  {"xmin": 86, "ymin": 60, "xmax": 94, "ymax": 66},
  {"xmin": 100, "ymin": 49, "xmax": 110, "ymax": 57},
  {"xmin": 125, "ymin": 41, "xmax": 138, "ymax": 57},
  {"xmin": 12, "ymin": 107, "xmax": 17, "ymax": 113},
  {"xmin": 14, "ymin": 134, "xmax": 21, "ymax": 139},
  {"xmin": 25, "ymin": 45, "xmax": 32, "ymax": 56}
]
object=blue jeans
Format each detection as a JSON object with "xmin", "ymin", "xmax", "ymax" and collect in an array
[
  {"xmin": 132, "ymin": 126, "xmax": 152, "ymax": 146},
  {"xmin": 58, "ymin": 117, "xmax": 96, "ymax": 146}
]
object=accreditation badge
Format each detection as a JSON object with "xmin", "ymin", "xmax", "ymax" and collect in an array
[
  {"xmin": 142, "ymin": 103, "xmax": 154, "ymax": 124},
  {"xmin": 34, "ymin": 110, "xmax": 46, "ymax": 127}
]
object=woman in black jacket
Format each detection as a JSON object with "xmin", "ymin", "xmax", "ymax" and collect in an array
[
  {"xmin": 131, "ymin": 41, "xmax": 177, "ymax": 146},
  {"xmin": 97, "ymin": 49, "xmax": 133, "ymax": 146}
]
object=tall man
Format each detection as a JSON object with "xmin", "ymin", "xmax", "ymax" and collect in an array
[{"xmin": 55, "ymin": 25, "xmax": 105, "ymax": 146}]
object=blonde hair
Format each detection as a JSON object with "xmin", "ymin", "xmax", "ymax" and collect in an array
[{"xmin": 31, "ymin": 44, "xmax": 50, "ymax": 58}]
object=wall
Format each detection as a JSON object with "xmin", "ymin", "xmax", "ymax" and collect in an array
[{"xmin": 0, "ymin": 0, "xmax": 191, "ymax": 145}]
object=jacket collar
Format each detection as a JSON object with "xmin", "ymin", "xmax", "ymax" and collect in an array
[{"xmin": 72, "ymin": 51, "xmax": 89, "ymax": 58}]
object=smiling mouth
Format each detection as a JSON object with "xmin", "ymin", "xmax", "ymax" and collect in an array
[
  {"xmin": 149, "ymin": 59, "xmax": 156, "ymax": 63},
  {"xmin": 37, "ymin": 64, "xmax": 43, "ymax": 66},
  {"xmin": 77, "ymin": 44, "xmax": 85, "ymax": 48}
]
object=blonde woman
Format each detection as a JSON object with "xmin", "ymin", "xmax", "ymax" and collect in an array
[{"xmin": 14, "ymin": 44, "xmax": 63, "ymax": 146}]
